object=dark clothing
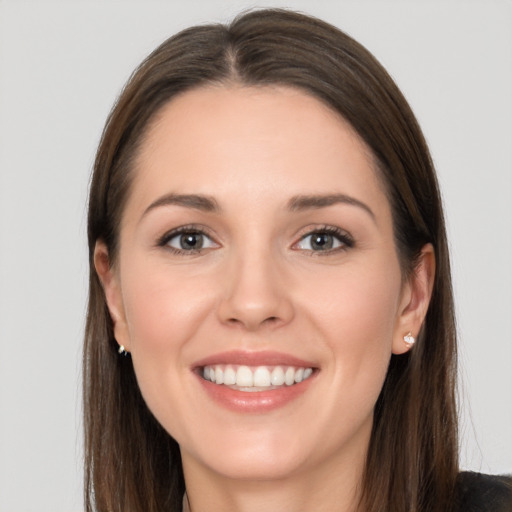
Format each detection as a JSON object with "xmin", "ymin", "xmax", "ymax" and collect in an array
[{"xmin": 455, "ymin": 471, "xmax": 512, "ymax": 511}]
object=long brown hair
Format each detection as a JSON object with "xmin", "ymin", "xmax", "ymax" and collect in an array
[{"xmin": 84, "ymin": 9, "xmax": 458, "ymax": 511}]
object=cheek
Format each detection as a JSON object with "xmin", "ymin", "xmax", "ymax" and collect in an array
[
  {"xmin": 119, "ymin": 264, "xmax": 217, "ymax": 433},
  {"xmin": 122, "ymin": 265, "xmax": 212, "ymax": 356},
  {"xmin": 301, "ymin": 259, "xmax": 402, "ymax": 388},
  {"xmin": 304, "ymin": 258, "xmax": 401, "ymax": 338}
]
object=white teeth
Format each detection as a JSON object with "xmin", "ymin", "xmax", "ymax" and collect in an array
[
  {"xmin": 202, "ymin": 364, "xmax": 314, "ymax": 389},
  {"xmin": 223, "ymin": 365, "xmax": 236, "ymax": 385},
  {"xmin": 253, "ymin": 366, "xmax": 271, "ymax": 387},
  {"xmin": 285, "ymin": 367, "xmax": 295, "ymax": 386},
  {"xmin": 271, "ymin": 367, "xmax": 285, "ymax": 386},
  {"xmin": 236, "ymin": 366, "xmax": 253, "ymax": 387}
]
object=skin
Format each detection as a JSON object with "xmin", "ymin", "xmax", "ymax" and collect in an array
[{"xmin": 95, "ymin": 85, "xmax": 434, "ymax": 512}]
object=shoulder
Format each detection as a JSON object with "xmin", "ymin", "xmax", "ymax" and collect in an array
[{"xmin": 454, "ymin": 471, "xmax": 512, "ymax": 512}]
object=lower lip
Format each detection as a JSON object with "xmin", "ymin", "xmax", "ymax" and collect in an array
[{"xmin": 196, "ymin": 373, "xmax": 316, "ymax": 413}]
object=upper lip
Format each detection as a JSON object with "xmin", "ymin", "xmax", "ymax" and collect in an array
[{"xmin": 192, "ymin": 350, "xmax": 318, "ymax": 369}]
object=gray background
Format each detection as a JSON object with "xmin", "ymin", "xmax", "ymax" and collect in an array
[{"xmin": 0, "ymin": 1, "xmax": 510, "ymax": 510}]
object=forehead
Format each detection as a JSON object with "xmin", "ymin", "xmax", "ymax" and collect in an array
[{"xmin": 128, "ymin": 85, "xmax": 388, "ymax": 219}]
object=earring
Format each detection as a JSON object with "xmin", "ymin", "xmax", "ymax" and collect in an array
[
  {"xmin": 403, "ymin": 332, "xmax": 415, "ymax": 348},
  {"xmin": 118, "ymin": 344, "xmax": 129, "ymax": 356}
]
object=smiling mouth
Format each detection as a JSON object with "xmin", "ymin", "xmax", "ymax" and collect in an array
[{"xmin": 201, "ymin": 364, "xmax": 314, "ymax": 391}]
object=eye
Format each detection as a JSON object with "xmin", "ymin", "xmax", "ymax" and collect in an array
[
  {"xmin": 295, "ymin": 228, "xmax": 354, "ymax": 252},
  {"xmin": 159, "ymin": 228, "xmax": 218, "ymax": 253}
]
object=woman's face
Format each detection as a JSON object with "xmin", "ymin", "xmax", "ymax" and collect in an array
[{"xmin": 97, "ymin": 85, "xmax": 425, "ymax": 482}]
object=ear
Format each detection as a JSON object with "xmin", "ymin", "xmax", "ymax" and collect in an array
[
  {"xmin": 392, "ymin": 244, "xmax": 435, "ymax": 355},
  {"xmin": 94, "ymin": 240, "xmax": 131, "ymax": 352}
]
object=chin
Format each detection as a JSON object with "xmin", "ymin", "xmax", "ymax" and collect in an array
[
  {"xmin": 180, "ymin": 426, "xmax": 313, "ymax": 481},
  {"xmin": 205, "ymin": 450, "xmax": 308, "ymax": 481}
]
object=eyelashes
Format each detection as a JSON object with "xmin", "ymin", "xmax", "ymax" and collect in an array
[
  {"xmin": 157, "ymin": 224, "xmax": 354, "ymax": 256},
  {"xmin": 157, "ymin": 225, "xmax": 218, "ymax": 254},
  {"xmin": 294, "ymin": 226, "xmax": 354, "ymax": 253}
]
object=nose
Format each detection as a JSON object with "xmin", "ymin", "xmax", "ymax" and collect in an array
[{"xmin": 217, "ymin": 250, "xmax": 294, "ymax": 331}]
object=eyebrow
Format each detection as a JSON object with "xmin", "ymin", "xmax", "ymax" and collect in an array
[
  {"xmin": 287, "ymin": 194, "xmax": 375, "ymax": 221},
  {"xmin": 142, "ymin": 193, "xmax": 220, "ymax": 218},
  {"xmin": 141, "ymin": 192, "xmax": 375, "ymax": 221}
]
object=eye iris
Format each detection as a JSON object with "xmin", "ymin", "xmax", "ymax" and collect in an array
[
  {"xmin": 311, "ymin": 233, "xmax": 333, "ymax": 250},
  {"xmin": 180, "ymin": 232, "xmax": 202, "ymax": 250}
]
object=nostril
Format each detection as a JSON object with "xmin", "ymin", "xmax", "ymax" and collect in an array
[{"xmin": 226, "ymin": 315, "xmax": 279, "ymax": 327}]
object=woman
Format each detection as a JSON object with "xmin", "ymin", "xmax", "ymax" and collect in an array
[{"xmin": 83, "ymin": 8, "xmax": 511, "ymax": 512}]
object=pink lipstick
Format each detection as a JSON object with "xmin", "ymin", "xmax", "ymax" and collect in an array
[{"xmin": 193, "ymin": 350, "xmax": 318, "ymax": 413}]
